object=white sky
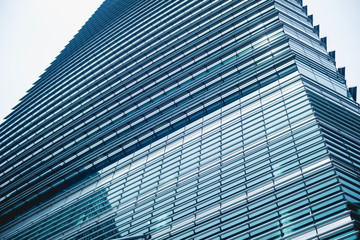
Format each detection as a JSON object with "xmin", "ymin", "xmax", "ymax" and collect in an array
[
  {"xmin": 303, "ymin": 0, "xmax": 360, "ymax": 101},
  {"xmin": 0, "ymin": 0, "xmax": 359, "ymax": 124},
  {"xmin": 0, "ymin": 0, "xmax": 103, "ymax": 124}
]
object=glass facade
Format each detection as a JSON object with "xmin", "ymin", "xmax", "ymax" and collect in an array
[{"xmin": 0, "ymin": 0, "xmax": 359, "ymax": 239}]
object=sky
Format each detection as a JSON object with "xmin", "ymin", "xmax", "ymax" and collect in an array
[
  {"xmin": 0, "ymin": 0, "xmax": 359, "ymax": 124},
  {"xmin": 0, "ymin": 0, "xmax": 103, "ymax": 124},
  {"xmin": 303, "ymin": 0, "xmax": 360, "ymax": 101}
]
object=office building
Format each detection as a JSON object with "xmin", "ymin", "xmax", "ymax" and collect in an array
[{"xmin": 0, "ymin": 0, "xmax": 359, "ymax": 239}]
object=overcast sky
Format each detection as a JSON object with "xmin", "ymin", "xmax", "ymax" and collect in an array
[
  {"xmin": 0, "ymin": 0, "xmax": 359, "ymax": 124},
  {"xmin": 0, "ymin": 0, "xmax": 103, "ymax": 124},
  {"xmin": 303, "ymin": 0, "xmax": 360, "ymax": 101}
]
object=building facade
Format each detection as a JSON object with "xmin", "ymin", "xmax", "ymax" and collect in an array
[{"xmin": 0, "ymin": 0, "xmax": 359, "ymax": 239}]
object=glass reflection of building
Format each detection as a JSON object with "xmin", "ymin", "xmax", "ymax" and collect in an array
[{"xmin": 0, "ymin": 0, "xmax": 359, "ymax": 239}]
